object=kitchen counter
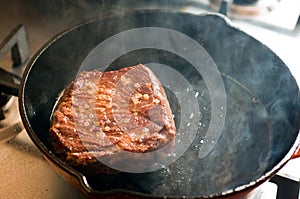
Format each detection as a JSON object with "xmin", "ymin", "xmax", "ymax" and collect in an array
[{"xmin": 0, "ymin": 98, "xmax": 86, "ymax": 198}]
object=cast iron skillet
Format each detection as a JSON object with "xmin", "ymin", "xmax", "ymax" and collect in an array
[{"xmin": 13, "ymin": 10, "xmax": 300, "ymax": 198}]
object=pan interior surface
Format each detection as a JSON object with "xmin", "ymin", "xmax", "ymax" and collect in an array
[{"xmin": 21, "ymin": 11, "xmax": 300, "ymax": 197}]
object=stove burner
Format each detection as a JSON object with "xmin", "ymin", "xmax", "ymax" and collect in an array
[
  {"xmin": 0, "ymin": 24, "xmax": 29, "ymax": 121},
  {"xmin": 0, "ymin": 94, "xmax": 13, "ymax": 120},
  {"xmin": 210, "ymin": 0, "xmax": 281, "ymax": 17},
  {"xmin": 0, "ymin": 67, "xmax": 19, "ymax": 120},
  {"xmin": 0, "ymin": 69, "xmax": 14, "ymax": 120},
  {"xmin": 0, "ymin": 97, "xmax": 23, "ymax": 142}
]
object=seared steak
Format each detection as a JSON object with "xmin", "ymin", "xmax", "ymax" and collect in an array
[{"xmin": 50, "ymin": 64, "xmax": 176, "ymax": 173}]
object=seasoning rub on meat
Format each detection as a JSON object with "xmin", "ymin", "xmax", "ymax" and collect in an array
[{"xmin": 50, "ymin": 64, "xmax": 176, "ymax": 173}]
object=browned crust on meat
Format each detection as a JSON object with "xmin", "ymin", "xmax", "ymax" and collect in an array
[{"xmin": 50, "ymin": 64, "xmax": 176, "ymax": 173}]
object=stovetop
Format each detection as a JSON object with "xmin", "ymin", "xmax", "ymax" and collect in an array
[{"xmin": 0, "ymin": 0, "xmax": 299, "ymax": 198}]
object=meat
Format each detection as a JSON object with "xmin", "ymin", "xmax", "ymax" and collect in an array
[{"xmin": 50, "ymin": 64, "xmax": 176, "ymax": 173}]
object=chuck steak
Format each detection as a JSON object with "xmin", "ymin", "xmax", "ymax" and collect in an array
[{"xmin": 50, "ymin": 64, "xmax": 176, "ymax": 173}]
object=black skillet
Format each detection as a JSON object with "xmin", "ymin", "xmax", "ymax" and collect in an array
[{"xmin": 2, "ymin": 10, "xmax": 300, "ymax": 198}]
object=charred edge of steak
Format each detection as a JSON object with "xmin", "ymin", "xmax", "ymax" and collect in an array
[{"xmin": 49, "ymin": 64, "xmax": 176, "ymax": 174}]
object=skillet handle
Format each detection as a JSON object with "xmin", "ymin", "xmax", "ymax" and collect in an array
[
  {"xmin": 291, "ymin": 142, "xmax": 300, "ymax": 159},
  {"xmin": 0, "ymin": 24, "xmax": 29, "ymax": 96}
]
